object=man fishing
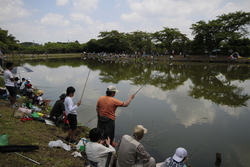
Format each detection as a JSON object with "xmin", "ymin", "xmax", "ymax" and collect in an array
[{"xmin": 96, "ymin": 85, "xmax": 135, "ymax": 145}]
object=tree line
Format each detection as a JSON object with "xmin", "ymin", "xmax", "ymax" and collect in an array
[{"xmin": 0, "ymin": 11, "xmax": 250, "ymax": 56}]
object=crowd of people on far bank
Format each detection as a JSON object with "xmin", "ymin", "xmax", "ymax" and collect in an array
[{"xmin": 3, "ymin": 61, "xmax": 188, "ymax": 167}]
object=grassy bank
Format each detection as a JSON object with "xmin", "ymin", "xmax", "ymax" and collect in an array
[{"xmin": 0, "ymin": 97, "xmax": 89, "ymax": 167}]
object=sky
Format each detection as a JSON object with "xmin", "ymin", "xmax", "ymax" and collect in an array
[{"xmin": 0, "ymin": 0, "xmax": 249, "ymax": 45}]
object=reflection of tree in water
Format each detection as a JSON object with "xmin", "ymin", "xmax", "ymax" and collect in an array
[
  {"xmin": 26, "ymin": 58, "xmax": 250, "ymax": 108},
  {"xmin": 149, "ymin": 65, "xmax": 189, "ymax": 91},
  {"xmin": 90, "ymin": 59, "xmax": 250, "ymax": 107},
  {"xmin": 223, "ymin": 65, "xmax": 250, "ymax": 82},
  {"xmin": 188, "ymin": 65, "xmax": 250, "ymax": 107}
]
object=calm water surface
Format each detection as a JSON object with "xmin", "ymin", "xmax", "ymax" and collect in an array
[{"xmin": 15, "ymin": 58, "xmax": 250, "ymax": 167}]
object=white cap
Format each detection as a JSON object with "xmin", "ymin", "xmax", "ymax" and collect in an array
[
  {"xmin": 107, "ymin": 85, "xmax": 119, "ymax": 92},
  {"xmin": 27, "ymin": 78, "xmax": 31, "ymax": 82},
  {"xmin": 173, "ymin": 147, "xmax": 187, "ymax": 162}
]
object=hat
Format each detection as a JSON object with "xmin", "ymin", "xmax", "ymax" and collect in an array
[
  {"xmin": 133, "ymin": 125, "xmax": 148, "ymax": 137},
  {"xmin": 27, "ymin": 78, "xmax": 31, "ymax": 82},
  {"xmin": 15, "ymin": 77, "xmax": 20, "ymax": 81},
  {"xmin": 107, "ymin": 85, "xmax": 119, "ymax": 92},
  {"xmin": 26, "ymin": 83, "xmax": 32, "ymax": 88},
  {"xmin": 59, "ymin": 93, "xmax": 66, "ymax": 99},
  {"xmin": 37, "ymin": 90, "xmax": 44, "ymax": 96},
  {"xmin": 173, "ymin": 147, "xmax": 187, "ymax": 162}
]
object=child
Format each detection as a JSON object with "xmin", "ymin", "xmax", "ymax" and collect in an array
[
  {"xmin": 25, "ymin": 83, "xmax": 36, "ymax": 101},
  {"xmin": 36, "ymin": 90, "xmax": 51, "ymax": 110},
  {"xmin": 64, "ymin": 86, "xmax": 81, "ymax": 144},
  {"xmin": 86, "ymin": 127, "xmax": 116, "ymax": 167},
  {"xmin": 14, "ymin": 77, "xmax": 20, "ymax": 92}
]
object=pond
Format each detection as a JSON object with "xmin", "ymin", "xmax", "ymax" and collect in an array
[{"xmin": 7, "ymin": 58, "xmax": 250, "ymax": 167}]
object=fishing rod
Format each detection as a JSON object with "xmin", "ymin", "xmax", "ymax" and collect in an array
[
  {"xmin": 134, "ymin": 71, "xmax": 160, "ymax": 95},
  {"xmin": 187, "ymin": 145, "xmax": 203, "ymax": 160},
  {"xmin": 15, "ymin": 152, "xmax": 41, "ymax": 165},
  {"xmin": 35, "ymin": 85, "xmax": 56, "ymax": 88},
  {"xmin": 84, "ymin": 115, "xmax": 97, "ymax": 126},
  {"xmin": 80, "ymin": 69, "xmax": 91, "ymax": 101}
]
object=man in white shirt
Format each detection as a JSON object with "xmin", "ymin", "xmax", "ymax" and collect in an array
[
  {"xmin": 86, "ymin": 127, "xmax": 116, "ymax": 167},
  {"xmin": 4, "ymin": 62, "xmax": 17, "ymax": 108}
]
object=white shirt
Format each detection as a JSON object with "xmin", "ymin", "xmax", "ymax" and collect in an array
[
  {"xmin": 86, "ymin": 142, "xmax": 116, "ymax": 167},
  {"xmin": 4, "ymin": 69, "xmax": 14, "ymax": 87},
  {"xmin": 64, "ymin": 96, "xmax": 78, "ymax": 115},
  {"xmin": 20, "ymin": 81, "xmax": 26, "ymax": 89},
  {"xmin": 37, "ymin": 96, "xmax": 43, "ymax": 105}
]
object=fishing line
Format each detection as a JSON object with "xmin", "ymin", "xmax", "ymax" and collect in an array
[
  {"xmin": 134, "ymin": 71, "xmax": 160, "ymax": 95},
  {"xmin": 188, "ymin": 145, "xmax": 203, "ymax": 159},
  {"xmin": 35, "ymin": 85, "xmax": 56, "ymax": 88},
  {"xmin": 80, "ymin": 69, "xmax": 91, "ymax": 101},
  {"xmin": 84, "ymin": 115, "xmax": 97, "ymax": 125}
]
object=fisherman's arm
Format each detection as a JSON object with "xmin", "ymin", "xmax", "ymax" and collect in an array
[
  {"xmin": 136, "ymin": 144, "xmax": 151, "ymax": 162},
  {"xmin": 122, "ymin": 94, "xmax": 135, "ymax": 107}
]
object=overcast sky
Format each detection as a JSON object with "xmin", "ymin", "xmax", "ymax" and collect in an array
[{"xmin": 0, "ymin": 0, "xmax": 249, "ymax": 45}]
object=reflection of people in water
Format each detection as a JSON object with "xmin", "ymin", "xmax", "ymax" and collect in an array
[
  {"xmin": 230, "ymin": 52, "xmax": 240, "ymax": 59},
  {"xmin": 227, "ymin": 65, "xmax": 240, "ymax": 72}
]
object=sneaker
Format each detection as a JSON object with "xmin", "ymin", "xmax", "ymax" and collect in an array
[{"xmin": 65, "ymin": 137, "xmax": 70, "ymax": 142}]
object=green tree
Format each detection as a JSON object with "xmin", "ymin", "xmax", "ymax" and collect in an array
[
  {"xmin": 0, "ymin": 28, "xmax": 20, "ymax": 53},
  {"xmin": 126, "ymin": 31, "xmax": 153, "ymax": 54},
  {"xmin": 190, "ymin": 11, "xmax": 250, "ymax": 54},
  {"xmin": 98, "ymin": 30, "xmax": 127, "ymax": 53},
  {"xmin": 152, "ymin": 27, "xmax": 189, "ymax": 54}
]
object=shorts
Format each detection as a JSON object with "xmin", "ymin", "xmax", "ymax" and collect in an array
[
  {"xmin": 5, "ymin": 86, "xmax": 17, "ymax": 97},
  {"xmin": 67, "ymin": 114, "xmax": 77, "ymax": 130}
]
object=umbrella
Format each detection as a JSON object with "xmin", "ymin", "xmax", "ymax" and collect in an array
[
  {"xmin": 212, "ymin": 49, "xmax": 221, "ymax": 56},
  {"xmin": 212, "ymin": 49, "xmax": 221, "ymax": 52},
  {"xmin": 11, "ymin": 66, "xmax": 33, "ymax": 78}
]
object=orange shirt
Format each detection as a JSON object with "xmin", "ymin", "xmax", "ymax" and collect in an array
[{"xmin": 97, "ymin": 95, "xmax": 124, "ymax": 120}]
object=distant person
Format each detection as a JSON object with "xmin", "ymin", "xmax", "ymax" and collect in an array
[
  {"xmin": 4, "ymin": 62, "xmax": 17, "ymax": 108},
  {"xmin": 116, "ymin": 125, "xmax": 156, "ymax": 167},
  {"xmin": 86, "ymin": 127, "xmax": 116, "ymax": 167},
  {"xmin": 64, "ymin": 86, "xmax": 81, "ymax": 144},
  {"xmin": 160, "ymin": 147, "xmax": 188, "ymax": 167},
  {"xmin": 19, "ymin": 78, "xmax": 26, "ymax": 95},
  {"xmin": 50, "ymin": 93, "xmax": 66, "ymax": 126},
  {"xmin": 14, "ymin": 77, "xmax": 20, "ymax": 92},
  {"xmin": 35, "ymin": 90, "xmax": 51, "ymax": 110},
  {"xmin": 25, "ymin": 83, "xmax": 36, "ymax": 101},
  {"xmin": 96, "ymin": 85, "xmax": 135, "ymax": 145}
]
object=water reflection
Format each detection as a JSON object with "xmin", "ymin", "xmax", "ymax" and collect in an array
[{"xmin": 5, "ymin": 58, "xmax": 250, "ymax": 167}]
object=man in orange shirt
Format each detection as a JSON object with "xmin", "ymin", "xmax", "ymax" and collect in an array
[{"xmin": 96, "ymin": 85, "xmax": 135, "ymax": 144}]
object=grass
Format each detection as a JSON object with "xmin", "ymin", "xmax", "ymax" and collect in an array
[{"xmin": 0, "ymin": 96, "xmax": 90, "ymax": 167}]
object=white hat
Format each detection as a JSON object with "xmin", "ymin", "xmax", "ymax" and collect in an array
[
  {"xmin": 173, "ymin": 147, "xmax": 187, "ymax": 162},
  {"xmin": 27, "ymin": 78, "xmax": 31, "ymax": 82},
  {"xmin": 107, "ymin": 85, "xmax": 119, "ymax": 92},
  {"xmin": 133, "ymin": 125, "xmax": 148, "ymax": 137}
]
